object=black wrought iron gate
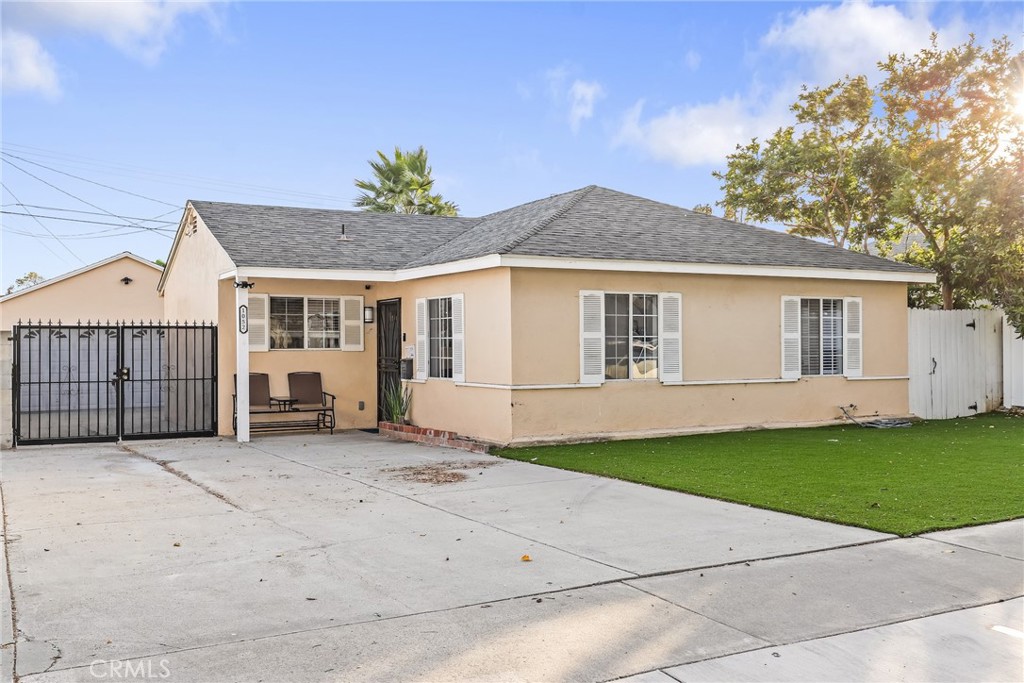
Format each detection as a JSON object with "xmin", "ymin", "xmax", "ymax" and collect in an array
[{"xmin": 12, "ymin": 322, "xmax": 217, "ymax": 446}]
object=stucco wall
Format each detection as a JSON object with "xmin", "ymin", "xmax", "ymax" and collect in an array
[
  {"xmin": 215, "ymin": 268, "xmax": 514, "ymax": 441},
  {"xmin": 212, "ymin": 264, "xmax": 912, "ymax": 446},
  {"xmin": 216, "ymin": 277, "xmax": 378, "ymax": 435},
  {"xmin": 506, "ymin": 268, "xmax": 911, "ymax": 444},
  {"xmin": 161, "ymin": 211, "xmax": 235, "ymax": 323},
  {"xmin": 0, "ymin": 257, "xmax": 164, "ymax": 330},
  {"xmin": 376, "ymin": 267, "xmax": 514, "ymax": 444}
]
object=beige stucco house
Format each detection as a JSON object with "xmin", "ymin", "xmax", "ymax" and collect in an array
[
  {"xmin": 0, "ymin": 252, "xmax": 164, "ymax": 448},
  {"xmin": 159, "ymin": 186, "xmax": 935, "ymax": 446}
]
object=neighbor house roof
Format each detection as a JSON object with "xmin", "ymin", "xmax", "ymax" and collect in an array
[
  {"xmin": 0, "ymin": 252, "xmax": 162, "ymax": 303},
  {"xmin": 186, "ymin": 186, "xmax": 931, "ymax": 278}
]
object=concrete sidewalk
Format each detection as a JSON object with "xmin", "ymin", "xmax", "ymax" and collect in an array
[{"xmin": 1, "ymin": 432, "xmax": 1020, "ymax": 682}]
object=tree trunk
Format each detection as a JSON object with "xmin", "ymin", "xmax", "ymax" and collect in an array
[{"xmin": 941, "ymin": 281, "xmax": 954, "ymax": 310}]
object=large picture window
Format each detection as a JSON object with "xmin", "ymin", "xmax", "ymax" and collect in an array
[{"xmin": 604, "ymin": 293, "xmax": 658, "ymax": 380}]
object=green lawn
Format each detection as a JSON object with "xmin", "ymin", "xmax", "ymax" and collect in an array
[{"xmin": 495, "ymin": 413, "xmax": 1024, "ymax": 536}]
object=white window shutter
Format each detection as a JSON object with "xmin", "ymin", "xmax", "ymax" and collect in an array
[
  {"xmin": 579, "ymin": 290, "xmax": 605, "ymax": 385},
  {"xmin": 248, "ymin": 294, "xmax": 269, "ymax": 352},
  {"xmin": 781, "ymin": 296, "xmax": 801, "ymax": 379},
  {"xmin": 341, "ymin": 296, "xmax": 364, "ymax": 351},
  {"xmin": 844, "ymin": 297, "xmax": 863, "ymax": 377},
  {"xmin": 658, "ymin": 292, "xmax": 683, "ymax": 383},
  {"xmin": 451, "ymin": 294, "xmax": 465, "ymax": 383},
  {"xmin": 415, "ymin": 298, "xmax": 428, "ymax": 380}
]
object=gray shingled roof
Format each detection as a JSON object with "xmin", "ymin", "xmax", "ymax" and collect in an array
[
  {"xmin": 190, "ymin": 186, "xmax": 930, "ymax": 275},
  {"xmin": 189, "ymin": 201, "xmax": 475, "ymax": 270}
]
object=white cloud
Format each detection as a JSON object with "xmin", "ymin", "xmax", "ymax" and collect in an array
[
  {"xmin": 761, "ymin": 0, "xmax": 956, "ymax": 83},
  {"xmin": 614, "ymin": 94, "xmax": 791, "ymax": 167},
  {"xmin": 568, "ymin": 79, "xmax": 606, "ymax": 133},
  {"xmin": 615, "ymin": 1, "xmax": 970, "ymax": 168},
  {"xmin": 683, "ymin": 49, "xmax": 701, "ymax": 72},
  {"xmin": 2, "ymin": 1, "xmax": 218, "ymax": 98},
  {"xmin": 1, "ymin": 29, "xmax": 61, "ymax": 99}
]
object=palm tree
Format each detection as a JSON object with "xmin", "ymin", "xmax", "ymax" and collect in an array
[{"xmin": 354, "ymin": 146, "xmax": 459, "ymax": 216}]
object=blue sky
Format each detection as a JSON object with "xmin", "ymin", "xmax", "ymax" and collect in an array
[{"xmin": 2, "ymin": 1, "xmax": 1020, "ymax": 290}]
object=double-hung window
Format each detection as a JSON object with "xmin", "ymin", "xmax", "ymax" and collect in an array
[
  {"xmin": 604, "ymin": 293, "xmax": 659, "ymax": 380},
  {"xmin": 782, "ymin": 296, "xmax": 862, "ymax": 378},
  {"xmin": 415, "ymin": 294, "xmax": 465, "ymax": 382},
  {"xmin": 579, "ymin": 290, "xmax": 683, "ymax": 385},
  {"xmin": 246, "ymin": 294, "xmax": 363, "ymax": 352},
  {"xmin": 428, "ymin": 297, "xmax": 453, "ymax": 378}
]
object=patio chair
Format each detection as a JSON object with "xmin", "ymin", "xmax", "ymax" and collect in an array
[
  {"xmin": 232, "ymin": 373, "xmax": 279, "ymax": 433},
  {"xmin": 287, "ymin": 371, "xmax": 337, "ymax": 433}
]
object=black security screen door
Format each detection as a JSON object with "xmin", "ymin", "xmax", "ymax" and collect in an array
[
  {"xmin": 376, "ymin": 299, "xmax": 402, "ymax": 421},
  {"xmin": 12, "ymin": 322, "xmax": 217, "ymax": 445}
]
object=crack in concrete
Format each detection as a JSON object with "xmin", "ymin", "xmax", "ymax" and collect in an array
[
  {"xmin": 1, "ymin": 475, "xmax": 20, "ymax": 683},
  {"xmin": 118, "ymin": 444, "xmax": 242, "ymax": 511},
  {"xmin": 623, "ymin": 582, "xmax": 770, "ymax": 645},
  {"xmin": 920, "ymin": 535, "xmax": 1024, "ymax": 562},
  {"xmin": 597, "ymin": 594, "xmax": 1024, "ymax": 683}
]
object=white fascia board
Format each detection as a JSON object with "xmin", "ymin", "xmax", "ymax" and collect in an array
[
  {"xmin": 497, "ymin": 255, "xmax": 937, "ymax": 284},
  {"xmin": 228, "ymin": 253, "xmax": 935, "ymax": 285},
  {"xmin": 234, "ymin": 255, "xmax": 503, "ymax": 283}
]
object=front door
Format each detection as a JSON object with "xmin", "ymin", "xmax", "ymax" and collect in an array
[{"xmin": 376, "ymin": 299, "xmax": 402, "ymax": 422}]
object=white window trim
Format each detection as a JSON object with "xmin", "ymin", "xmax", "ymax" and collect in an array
[
  {"xmin": 260, "ymin": 294, "xmax": 363, "ymax": 351},
  {"xmin": 603, "ymin": 291, "xmax": 661, "ymax": 382},
  {"xmin": 419, "ymin": 294, "xmax": 464, "ymax": 381},
  {"xmin": 783, "ymin": 295, "xmax": 862, "ymax": 378}
]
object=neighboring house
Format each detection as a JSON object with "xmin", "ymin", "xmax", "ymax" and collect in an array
[
  {"xmin": 159, "ymin": 186, "xmax": 935, "ymax": 446},
  {"xmin": 0, "ymin": 252, "xmax": 164, "ymax": 328},
  {"xmin": 0, "ymin": 252, "xmax": 165, "ymax": 448}
]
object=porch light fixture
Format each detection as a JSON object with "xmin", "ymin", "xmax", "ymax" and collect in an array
[
  {"xmin": 120, "ymin": 276, "xmax": 133, "ymax": 285},
  {"xmin": 363, "ymin": 306, "xmax": 375, "ymax": 324}
]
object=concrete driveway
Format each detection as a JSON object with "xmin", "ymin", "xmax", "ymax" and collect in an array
[{"xmin": 1, "ymin": 431, "xmax": 1020, "ymax": 682}]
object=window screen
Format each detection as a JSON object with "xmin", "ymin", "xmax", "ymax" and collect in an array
[{"xmin": 269, "ymin": 297, "xmax": 304, "ymax": 349}]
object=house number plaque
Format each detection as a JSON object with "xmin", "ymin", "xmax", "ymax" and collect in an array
[{"xmin": 239, "ymin": 305, "xmax": 248, "ymax": 334}]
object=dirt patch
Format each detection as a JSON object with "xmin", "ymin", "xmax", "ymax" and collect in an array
[{"xmin": 384, "ymin": 460, "xmax": 498, "ymax": 485}]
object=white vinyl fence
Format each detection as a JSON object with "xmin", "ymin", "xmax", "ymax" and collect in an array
[
  {"xmin": 1004, "ymin": 319, "xmax": 1024, "ymax": 408},
  {"xmin": 908, "ymin": 309, "xmax": 1004, "ymax": 419}
]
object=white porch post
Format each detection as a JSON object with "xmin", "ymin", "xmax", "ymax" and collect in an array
[{"xmin": 235, "ymin": 284, "xmax": 250, "ymax": 443}]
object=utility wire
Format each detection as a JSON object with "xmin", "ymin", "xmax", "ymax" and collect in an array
[
  {"xmin": 2, "ymin": 142, "xmax": 350, "ymax": 206},
  {"xmin": 1, "ymin": 204, "xmax": 177, "ymax": 224},
  {"xmin": 0, "ymin": 182, "xmax": 83, "ymax": 265},
  {"xmin": 7, "ymin": 227, "xmax": 172, "ymax": 240},
  {"xmin": 2, "ymin": 157, "xmax": 174, "ymax": 234},
  {"xmin": 1, "ymin": 211, "xmax": 176, "ymax": 232},
  {"xmin": 0, "ymin": 151, "xmax": 180, "ymax": 208}
]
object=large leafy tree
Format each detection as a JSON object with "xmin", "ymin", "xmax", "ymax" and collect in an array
[
  {"xmin": 952, "ymin": 151, "xmax": 1024, "ymax": 333},
  {"xmin": 713, "ymin": 76, "xmax": 898, "ymax": 251},
  {"xmin": 878, "ymin": 34, "xmax": 1023, "ymax": 310},
  {"xmin": 354, "ymin": 146, "xmax": 458, "ymax": 216}
]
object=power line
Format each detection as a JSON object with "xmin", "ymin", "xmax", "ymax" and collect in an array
[
  {"xmin": 0, "ymin": 151, "xmax": 180, "ymax": 208},
  {"xmin": 1, "ymin": 211, "xmax": 176, "ymax": 232},
  {"xmin": 0, "ymin": 182, "xmax": 83, "ymax": 265},
  {"xmin": 1, "ymin": 204, "xmax": 177, "ymax": 224},
  {"xmin": 2, "ymin": 142, "xmax": 351, "ymax": 206},
  {"xmin": 2, "ymin": 157, "xmax": 174, "ymax": 235},
  {"xmin": 7, "ymin": 227, "xmax": 172, "ymax": 241}
]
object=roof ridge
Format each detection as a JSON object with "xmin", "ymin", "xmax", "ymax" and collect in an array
[{"xmin": 495, "ymin": 185, "xmax": 597, "ymax": 255}]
